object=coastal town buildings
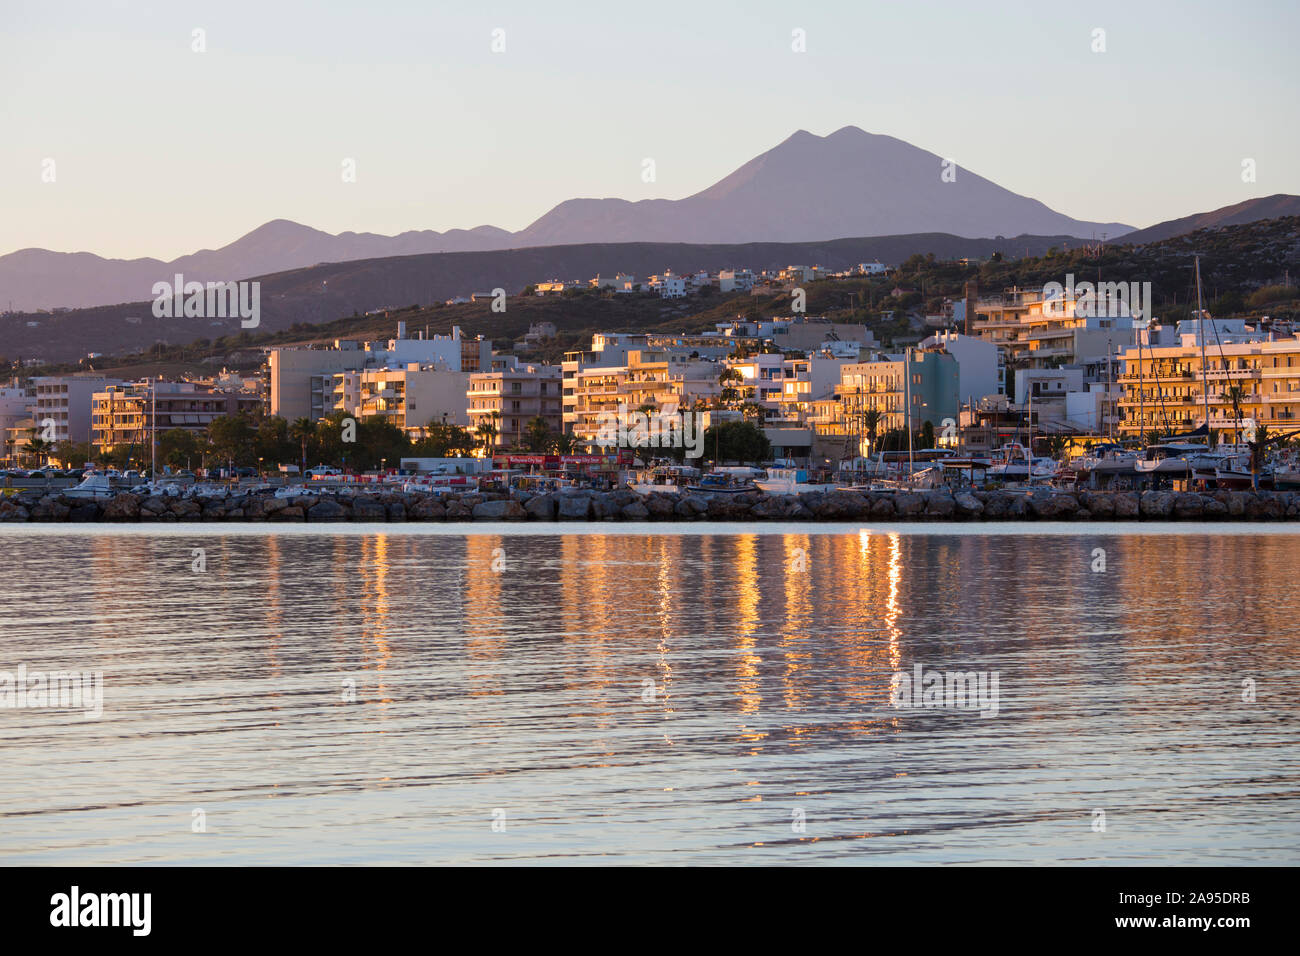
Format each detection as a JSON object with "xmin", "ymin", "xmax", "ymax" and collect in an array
[{"xmin": 268, "ymin": 324, "xmax": 490, "ymax": 421}]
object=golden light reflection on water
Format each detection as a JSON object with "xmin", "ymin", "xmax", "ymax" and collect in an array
[
  {"xmin": 360, "ymin": 534, "xmax": 392, "ymax": 708},
  {"xmin": 778, "ymin": 534, "xmax": 814, "ymax": 716},
  {"xmin": 654, "ymin": 536, "xmax": 679, "ymax": 735},
  {"xmin": 732, "ymin": 536, "xmax": 764, "ymax": 738},
  {"xmin": 62, "ymin": 529, "xmax": 1300, "ymax": 755},
  {"xmin": 464, "ymin": 535, "xmax": 505, "ymax": 699}
]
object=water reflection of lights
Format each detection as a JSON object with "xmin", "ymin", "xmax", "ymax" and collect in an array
[{"xmin": 886, "ymin": 533, "xmax": 902, "ymax": 672}]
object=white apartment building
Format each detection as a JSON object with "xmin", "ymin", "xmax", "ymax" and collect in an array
[
  {"xmin": 269, "ymin": 323, "xmax": 485, "ymax": 422},
  {"xmin": 918, "ymin": 330, "xmax": 1004, "ymax": 403},
  {"xmin": 28, "ymin": 375, "xmax": 125, "ymax": 444},
  {"xmin": 718, "ymin": 269, "xmax": 756, "ymax": 292}
]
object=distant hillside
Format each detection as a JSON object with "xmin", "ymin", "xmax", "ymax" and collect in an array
[
  {"xmin": 19, "ymin": 216, "xmax": 1300, "ymax": 382},
  {"xmin": 9, "ymin": 215, "xmax": 1299, "ymax": 371},
  {"xmin": 1121, "ymin": 194, "xmax": 1300, "ymax": 245},
  {"xmin": 0, "ymin": 232, "xmax": 1088, "ymax": 364},
  {"xmin": 0, "ymin": 126, "xmax": 1131, "ymax": 312}
]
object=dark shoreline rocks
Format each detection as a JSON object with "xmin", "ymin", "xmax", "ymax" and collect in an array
[{"xmin": 2, "ymin": 487, "xmax": 1299, "ymax": 523}]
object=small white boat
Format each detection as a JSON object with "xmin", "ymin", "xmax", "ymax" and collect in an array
[
  {"xmin": 988, "ymin": 444, "xmax": 1056, "ymax": 483},
  {"xmin": 63, "ymin": 474, "xmax": 117, "ymax": 499},
  {"xmin": 1134, "ymin": 442, "xmax": 1206, "ymax": 475},
  {"xmin": 274, "ymin": 484, "xmax": 321, "ymax": 499},
  {"xmin": 755, "ymin": 467, "xmax": 823, "ymax": 495}
]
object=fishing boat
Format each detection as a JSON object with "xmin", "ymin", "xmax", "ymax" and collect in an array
[
  {"xmin": 685, "ymin": 471, "xmax": 757, "ymax": 494},
  {"xmin": 1212, "ymin": 459, "xmax": 1263, "ymax": 490},
  {"xmin": 627, "ymin": 465, "xmax": 698, "ymax": 495},
  {"xmin": 1274, "ymin": 463, "xmax": 1300, "ymax": 490}
]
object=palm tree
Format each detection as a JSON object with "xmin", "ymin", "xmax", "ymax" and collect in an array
[
  {"xmin": 1223, "ymin": 385, "xmax": 1246, "ymax": 444},
  {"xmin": 548, "ymin": 430, "xmax": 577, "ymax": 455},
  {"xmin": 523, "ymin": 416, "xmax": 552, "ymax": 452},
  {"xmin": 475, "ymin": 414, "xmax": 499, "ymax": 455},
  {"xmin": 862, "ymin": 407, "xmax": 883, "ymax": 456},
  {"xmin": 289, "ymin": 417, "xmax": 317, "ymax": 475},
  {"xmin": 24, "ymin": 427, "xmax": 49, "ymax": 469}
]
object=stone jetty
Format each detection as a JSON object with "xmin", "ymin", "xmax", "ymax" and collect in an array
[{"xmin": 1, "ymin": 487, "xmax": 1298, "ymax": 523}]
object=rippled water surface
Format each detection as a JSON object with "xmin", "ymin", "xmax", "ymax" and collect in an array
[{"xmin": 1, "ymin": 523, "xmax": 1297, "ymax": 865}]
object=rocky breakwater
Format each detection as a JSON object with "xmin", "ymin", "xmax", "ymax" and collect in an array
[{"xmin": 2, "ymin": 486, "xmax": 1300, "ymax": 524}]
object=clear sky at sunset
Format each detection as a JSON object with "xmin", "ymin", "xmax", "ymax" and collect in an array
[{"xmin": 2, "ymin": 0, "xmax": 1297, "ymax": 259}]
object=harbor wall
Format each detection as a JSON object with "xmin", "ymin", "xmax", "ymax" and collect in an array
[{"xmin": 2, "ymin": 487, "xmax": 1299, "ymax": 522}]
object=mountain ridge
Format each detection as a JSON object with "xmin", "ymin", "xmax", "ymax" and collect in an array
[{"xmin": 2, "ymin": 126, "xmax": 1135, "ymax": 311}]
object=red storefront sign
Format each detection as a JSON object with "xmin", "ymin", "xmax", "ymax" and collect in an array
[{"xmin": 492, "ymin": 452, "xmax": 633, "ymax": 469}]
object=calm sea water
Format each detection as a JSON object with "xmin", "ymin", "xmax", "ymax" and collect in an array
[{"xmin": 1, "ymin": 522, "xmax": 1297, "ymax": 865}]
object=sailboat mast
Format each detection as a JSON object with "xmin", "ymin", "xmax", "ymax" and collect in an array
[
  {"xmin": 150, "ymin": 378, "xmax": 156, "ymax": 478},
  {"xmin": 1195, "ymin": 256, "xmax": 1211, "ymax": 442},
  {"xmin": 1137, "ymin": 329, "xmax": 1145, "ymax": 446},
  {"xmin": 905, "ymin": 347, "xmax": 914, "ymax": 477}
]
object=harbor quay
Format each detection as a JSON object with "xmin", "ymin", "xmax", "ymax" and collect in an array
[{"xmin": 1, "ymin": 486, "xmax": 1298, "ymax": 523}]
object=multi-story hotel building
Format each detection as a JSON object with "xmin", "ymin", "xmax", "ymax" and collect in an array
[
  {"xmin": 332, "ymin": 365, "xmax": 471, "ymax": 439},
  {"xmin": 91, "ymin": 381, "xmax": 260, "ymax": 452},
  {"xmin": 815, "ymin": 351, "xmax": 960, "ymax": 454},
  {"xmin": 268, "ymin": 324, "xmax": 490, "ymax": 422},
  {"xmin": 467, "ymin": 364, "xmax": 563, "ymax": 448},
  {"xmin": 28, "ymin": 375, "xmax": 125, "ymax": 444},
  {"xmin": 567, "ymin": 350, "xmax": 721, "ymax": 445},
  {"xmin": 972, "ymin": 286, "xmax": 1141, "ymax": 371},
  {"xmin": 1117, "ymin": 332, "xmax": 1300, "ymax": 437}
]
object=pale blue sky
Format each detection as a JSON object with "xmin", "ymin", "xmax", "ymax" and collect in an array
[{"xmin": 2, "ymin": 0, "xmax": 1297, "ymax": 259}]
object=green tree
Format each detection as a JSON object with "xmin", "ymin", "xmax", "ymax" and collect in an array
[
  {"xmin": 158, "ymin": 428, "xmax": 204, "ymax": 470},
  {"xmin": 717, "ymin": 367, "xmax": 744, "ymax": 409},
  {"xmin": 354, "ymin": 418, "xmax": 410, "ymax": 471},
  {"xmin": 206, "ymin": 414, "xmax": 257, "ymax": 468},
  {"xmin": 254, "ymin": 415, "xmax": 295, "ymax": 468},
  {"xmin": 703, "ymin": 420, "xmax": 771, "ymax": 465},
  {"xmin": 54, "ymin": 440, "xmax": 94, "ymax": 469},
  {"xmin": 523, "ymin": 416, "xmax": 553, "ymax": 452}
]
